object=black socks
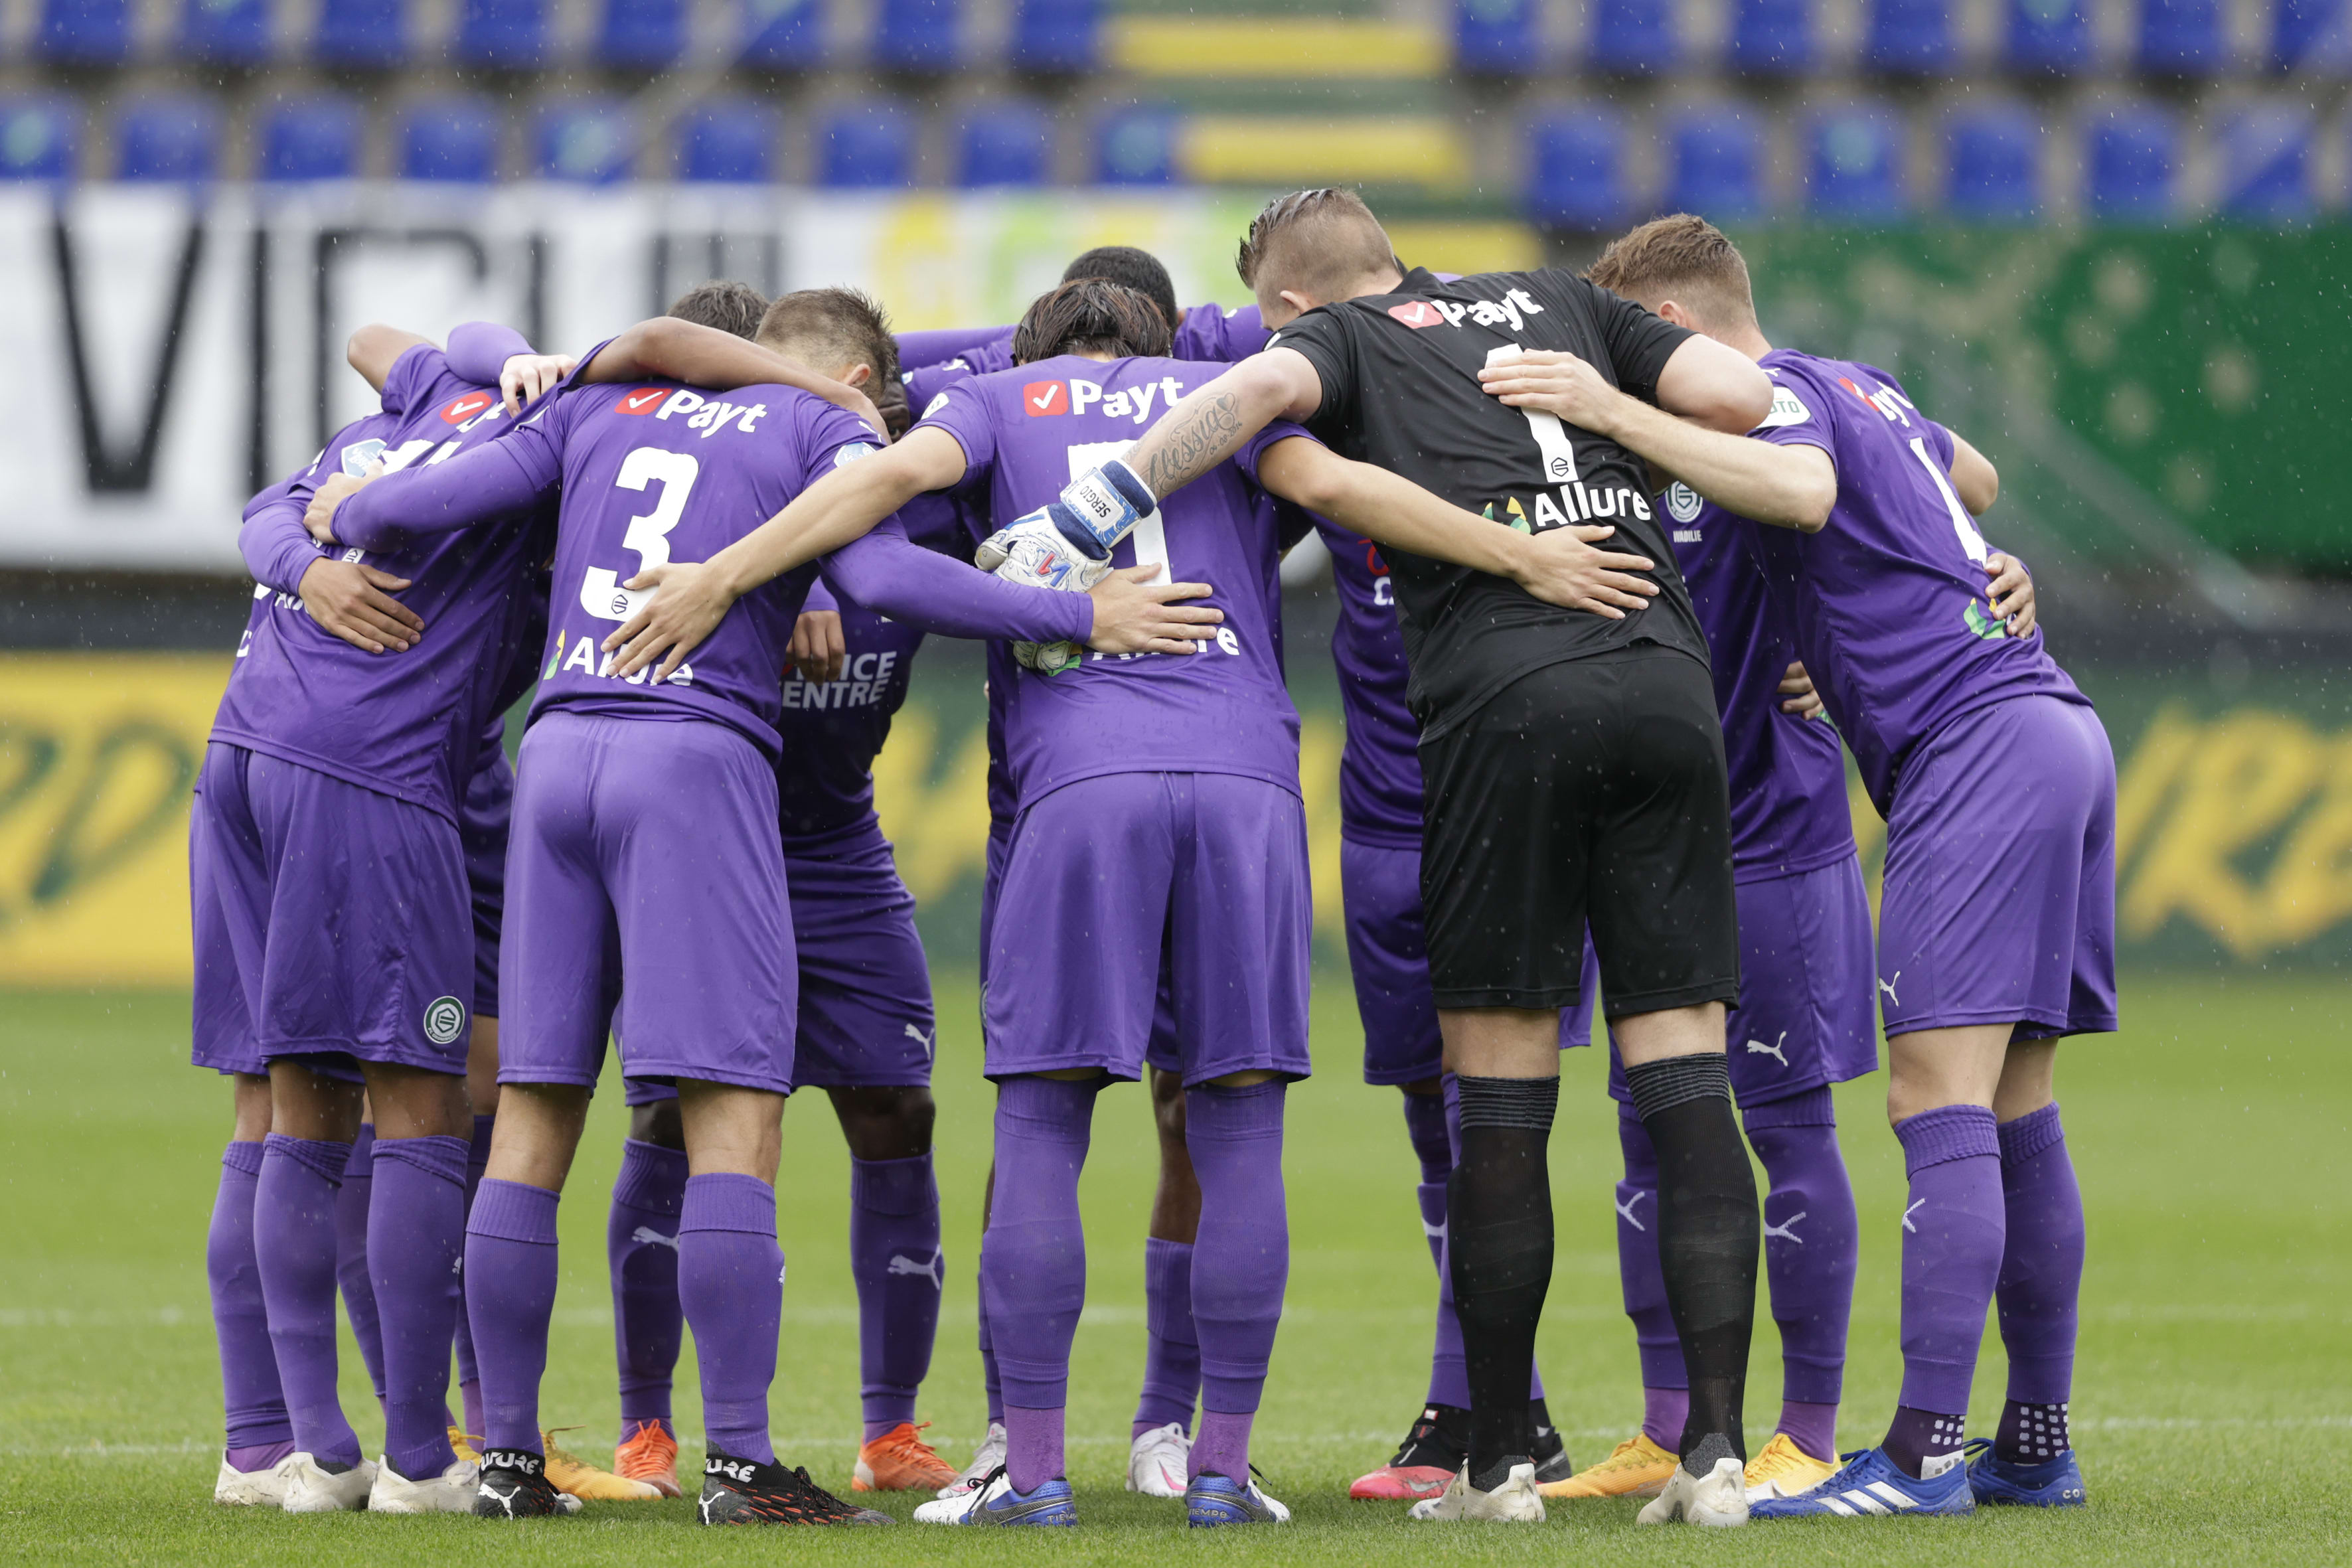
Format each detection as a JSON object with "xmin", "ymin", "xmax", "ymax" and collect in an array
[
  {"xmin": 1995, "ymin": 1399, "xmax": 2071, "ymax": 1466},
  {"xmin": 1449, "ymin": 1075, "xmax": 1559, "ymax": 1481},
  {"xmin": 1625, "ymin": 1053, "xmax": 1759, "ymax": 1468}
]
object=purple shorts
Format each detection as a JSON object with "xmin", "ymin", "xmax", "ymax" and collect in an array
[
  {"xmin": 1877, "ymin": 696, "xmax": 2117, "ymax": 1040},
  {"xmin": 459, "ymin": 747, "xmax": 514, "ymax": 1021},
  {"xmin": 189, "ymin": 742, "xmax": 472, "ymax": 1079},
  {"xmin": 1342, "ymin": 838, "xmax": 1593, "ymax": 1086},
  {"xmin": 779, "ymin": 824, "xmax": 936, "ymax": 1089},
  {"xmin": 1607, "ymin": 853, "xmax": 1879, "ymax": 1107},
  {"xmin": 500, "ymin": 712, "xmax": 796, "ymax": 1097},
  {"xmin": 984, "ymin": 771, "xmax": 1312, "ymax": 1087}
]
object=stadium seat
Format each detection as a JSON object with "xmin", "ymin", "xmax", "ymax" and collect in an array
[
  {"xmin": 1587, "ymin": 0, "xmax": 1679, "ymax": 74},
  {"xmin": 1806, "ymin": 104, "xmax": 1907, "ymax": 219},
  {"xmin": 1944, "ymin": 104, "xmax": 2042, "ymax": 220},
  {"xmin": 2270, "ymin": 0, "xmax": 2346, "ymax": 71},
  {"xmin": 116, "ymin": 96, "xmax": 224, "ymax": 181},
  {"xmin": 2217, "ymin": 106, "xmax": 2312, "ymax": 220},
  {"xmin": 536, "ymin": 100, "xmax": 634, "ymax": 183},
  {"xmin": 257, "ymin": 94, "xmax": 363, "ymax": 180},
  {"xmin": 956, "ymin": 101, "xmax": 1051, "ymax": 186},
  {"xmin": 1664, "ymin": 105, "xmax": 1767, "ymax": 220},
  {"xmin": 1095, "ymin": 105, "xmax": 1178, "ymax": 184},
  {"xmin": 740, "ymin": 0, "xmax": 824, "ymax": 68},
  {"xmin": 818, "ymin": 100, "xmax": 914, "ymax": 186},
  {"xmin": 0, "ymin": 99, "xmax": 80, "ymax": 180},
  {"xmin": 1729, "ymin": 0, "xmax": 1814, "ymax": 74},
  {"xmin": 180, "ymin": 0, "xmax": 273, "ymax": 66},
  {"xmin": 2084, "ymin": 103, "xmax": 2177, "ymax": 220},
  {"xmin": 313, "ymin": 0, "xmax": 408, "ymax": 66},
  {"xmin": 676, "ymin": 97, "xmax": 776, "ymax": 182},
  {"xmin": 873, "ymin": 0, "xmax": 961, "ymax": 73},
  {"xmin": 400, "ymin": 95, "xmax": 503, "ymax": 181},
  {"xmin": 454, "ymin": 0, "xmax": 548, "ymax": 68},
  {"xmin": 1525, "ymin": 110, "xmax": 1627, "ymax": 230},
  {"xmin": 36, "ymin": 0, "xmax": 133, "ymax": 67},
  {"xmin": 598, "ymin": 0, "xmax": 684, "ymax": 68},
  {"xmin": 2137, "ymin": 0, "xmax": 2224, "ymax": 74},
  {"xmin": 2003, "ymin": 0, "xmax": 2090, "ymax": 73},
  {"xmin": 1010, "ymin": 0, "xmax": 1097, "ymax": 73},
  {"xmin": 1865, "ymin": 0, "xmax": 1954, "ymax": 72},
  {"xmin": 1456, "ymin": 0, "xmax": 1541, "ymax": 76}
]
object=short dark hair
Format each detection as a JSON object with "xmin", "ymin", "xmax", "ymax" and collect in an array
[
  {"xmin": 1585, "ymin": 214, "xmax": 1759, "ymax": 333},
  {"xmin": 1060, "ymin": 246, "xmax": 1180, "ymax": 332},
  {"xmin": 1010, "ymin": 279, "xmax": 1174, "ymax": 365},
  {"xmin": 871, "ymin": 374, "xmax": 913, "ymax": 440},
  {"xmin": 755, "ymin": 286, "xmax": 898, "ymax": 383},
  {"xmin": 1234, "ymin": 187, "xmax": 1399, "ymax": 302},
  {"xmin": 665, "ymin": 279, "xmax": 769, "ymax": 341}
]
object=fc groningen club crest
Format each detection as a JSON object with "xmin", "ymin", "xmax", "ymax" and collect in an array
[{"xmin": 423, "ymin": 995, "xmax": 467, "ymax": 1046}]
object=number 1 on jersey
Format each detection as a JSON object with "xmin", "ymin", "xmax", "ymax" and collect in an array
[
  {"xmin": 1907, "ymin": 436, "xmax": 1988, "ymax": 566},
  {"xmin": 581, "ymin": 447, "xmax": 700, "ymax": 621}
]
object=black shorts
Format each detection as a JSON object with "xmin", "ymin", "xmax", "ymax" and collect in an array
[{"xmin": 1417, "ymin": 645, "xmax": 1740, "ymax": 1016}]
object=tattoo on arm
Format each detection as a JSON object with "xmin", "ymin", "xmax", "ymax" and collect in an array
[{"xmin": 1138, "ymin": 391, "xmax": 1244, "ymax": 497}]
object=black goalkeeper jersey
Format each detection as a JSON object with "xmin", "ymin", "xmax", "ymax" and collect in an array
[{"xmin": 1269, "ymin": 266, "xmax": 1711, "ymax": 740}]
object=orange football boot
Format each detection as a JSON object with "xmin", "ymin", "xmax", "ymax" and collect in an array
[
  {"xmin": 613, "ymin": 1417, "xmax": 682, "ymax": 1498},
  {"xmin": 852, "ymin": 1421, "xmax": 959, "ymax": 1492}
]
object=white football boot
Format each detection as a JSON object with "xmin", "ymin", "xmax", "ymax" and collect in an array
[
  {"xmin": 213, "ymin": 1450, "xmax": 301, "ymax": 1506},
  {"xmin": 368, "ymin": 1453, "xmax": 481, "ymax": 1514},
  {"xmin": 279, "ymin": 1452, "xmax": 378, "ymax": 1512},
  {"xmin": 936, "ymin": 1422, "xmax": 1008, "ymax": 1499},
  {"xmin": 1407, "ymin": 1461, "xmax": 1546, "ymax": 1522},
  {"xmin": 1637, "ymin": 1453, "xmax": 1751, "ymax": 1527},
  {"xmin": 1125, "ymin": 1421, "xmax": 1192, "ymax": 1499}
]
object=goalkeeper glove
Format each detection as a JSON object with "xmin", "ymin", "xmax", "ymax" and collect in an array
[{"xmin": 975, "ymin": 459, "xmax": 1156, "ymax": 571}]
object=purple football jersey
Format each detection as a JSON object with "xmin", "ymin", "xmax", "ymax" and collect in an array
[
  {"xmin": 1746, "ymin": 351, "xmax": 2088, "ymax": 814},
  {"xmin": 906, "ymin": 338, "xmax": 1014, "ymax": 415},
  {"xmin": 211, "ymin": 346, "xmax": 553, "ymax": 823},
  {"xmin": 1662, "ymin": 484, "xmax": 1855, "ymax": 880},
  {"xmin": 1172, "ymin": 302, "xmax": 1269, "ymax": 362},
  {"xmin": 915, "ymin": 354, "xmax": 1308, "ymax": 803},
  {"xmin": 1313, "ymin": 516, "xmax": 1424, "ymax": 848}
]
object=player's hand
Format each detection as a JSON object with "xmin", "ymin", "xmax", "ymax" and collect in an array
[
  {"xmin": 499, "ymin": 352, "xmax": 577, "ymax": 414},
  {"xmin": 297, "ymin": 556, "xmax": 421, "ymax": 654},
  {"xmin": 1509, "ymin": 523, "xmax": 1659, "ymax": 619},
  {"xmin": 302, "ymin": 471, "xmax": 374, "ymax": 544},
  {"xmin": 602, "ymin": 560, "xmax": 732, "ymax": 682},
  {"xmin": 1476, "ymin": 349, "xmax": 1627, "ymax": 435},
  {"xmin": 1778, "ymin": 660, "xmax": 1826, "ymax": 719},
  {"xmin": 789, "ymin": 608, "xmax": 846, "ymax": 684},
  {"xmin": 1083, "ymin": 564, "xmax": 1224, "ymax": 657},
  {"xmin": 1985, "ymin": 552, "xmax": 2036, "ymax": 637},
  {"xmin": 976, "ymin": 513, "xmax": 1111, "ymax": 591}
]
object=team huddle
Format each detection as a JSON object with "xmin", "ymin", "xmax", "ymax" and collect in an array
[{"xmin": 190, "ymin": 191, "xmax": 2115, "ymax": 1530}]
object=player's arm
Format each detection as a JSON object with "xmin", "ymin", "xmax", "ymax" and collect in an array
[
  {"xmin": 307, "ymin": 423, "xmax": 563, "ymax": 550},
  {"xmin": 1947, "ymin": 431, "xmax": 1999, "ymax": 514},
  {"xmin": 578, "ymin": 317, "xmax": 884, "ymax": 437},
  {"xmin": 347, "ymin": 325, "xmax": 433, "ymax": 394},
  {"xmin": 789, "ymin": 575, "xmax": 846, "ymax": 683},
  {"xmin": 1123, "ymin": 348, "xmax": 1322, "ymax": 501},
  {"xmin": 1253, "ymin": 438, "xmax": 1661, "ymax": 619},
  {"xmin": 1650, "ymin": 335, "xmax": 1774, "ymax": 434},
  {"xmin": 446, "ymin": 321, "xmax": 576, "ymax": 415},
  {"xmin": 241, "ymin": 486, "xmax": 424, "ymax": 654}
]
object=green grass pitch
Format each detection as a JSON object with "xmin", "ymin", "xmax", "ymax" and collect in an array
[{"xmin": 2, "ymin": 971, "xmax": 2346, "ymax": 1563}]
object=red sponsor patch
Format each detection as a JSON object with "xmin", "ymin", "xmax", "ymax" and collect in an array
[
  {"xmin": 1838, "ymin": 376, "xmax": 1873, "ymax": 406},
  {"xmin": 617, "ymin": 386, "xmax": 668, "ymax": 416},
  {"xmin": 440, "ymin": 390, "xmax": 494, "ymax": 424},
  {"xmin": 1022, "ymin": 380, "xmax": 1068, "ymax": 416},
  {"xmin": 1386, "ymin": 301, "xmax": 1445, "ymax": 330}
]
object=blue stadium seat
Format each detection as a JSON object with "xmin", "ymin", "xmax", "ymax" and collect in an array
[
  {"xmin": 181, "ymin": 0, "xmax": 273, "ymax": 66},
  {"xmin": 1729, "ymin": 0, "xmax": 1814, "ymax": 74},
  {"xmin": 1807, "ymin": 104, "xmax": 1906, "ymax": 219},
  {"xmin": 536, "ymin": 100, "xmax": 634, "ymax": 183},
  {"xmin": 1944, "ymin": 104, "xmax": 2041, "ymax": 220},
  {"xmin": 313, "ymin": 0, "xmax": 408, "ymax": 66},
  {"xmin": 2085, "ymin": 104, "xmax": 2176, "ymax": 220},
  {"xmin": 1456, "ymin": 0, "xmax": 1540, "ymax": 76},
  {"xmin": 2004, "ymin": 0, "xmax": 2089, "ymax": 73},
  {"xmin": 817, "ymin": 100, "xmax": 914, "ymax": 186},
  {"xmin": 1865, "ymin": 0, "xmax": 1954, "ymax": 72},
  {"xmin": 37, "ymin": 0, "xmax": 133, "ymax": 66},
  {"xmin": 2137, "ymin": 0, "xmax": 2224, "ymax": 74},
  {"xmin": 740, "ymin": 0, "xmax": 824, "ymax": 69},
  {"xmin": 1588, "ymin": 0, "xmax": 1679, "ymax": 74},
  {"xmin": 599, "ymin": 0, "xmax": 683, "ymax": 67},
  {"xmin": 116, "ymin": 96, "xmax": 224, "ymax": 182},
  {"xmin": 1526, "ymin": 110, "xmax": 1627, "ymax": 229},
  {"xmin": 873, "ymin": 0, "xmax": 961, "ymax": 72},
  {"xmin": 2217, "ymin": 106, "xmax": 2312, "ymax": 220},
  {"xmin": 400, "ymin": 96, "xmax": 502, "ymax": 181},
  {"xmin": 957, "ymin": 101, "xmax": 1050, "ymax": 186},
  {"xmin": 1095, "ymin": 105, "xmax": 1178, "ymax": 184},
  {"xmin": 455, "ymin": 0, "xmax": 548, "ymax": 68},
  {"xmin": 258, "ymin": 94, "xmax": 362, "ymax": 179},
  {"xmin": 677, "ymin": 97, "xmax": 776, "ymax": 181},
  {"xmin": 2270, "ymin": 0, "xmax": 2346, "ymax": 70},
  {"xmin": 1664, "ymin": 106, "xmax": 1767, "ymax": 220},
  {"xmin": 0, "ymin": 100, "xmax": 81, "ymax": 180},
  {"xmin": 1010, "ymin": 0, "xmax": 1097, "ymax": 72}
]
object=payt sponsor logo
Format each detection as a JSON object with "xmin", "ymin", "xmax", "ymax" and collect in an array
[
  {"xmin": 1024, "ymin": 376, "xmax": 1186, "ymax": 425},
  {"xmin": 440, "ymin": 390, "xmax": 495, "ymax": 425},
  {"xmin": 1022, "ymin": 380, "xmax": 1069, "ymax": 416},
  {"xmin": 617, "ymin": 386, "xmax": 669, "ymax": 416}
]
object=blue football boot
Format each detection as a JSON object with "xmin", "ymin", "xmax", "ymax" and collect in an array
[
  {"xmin": 1749, "ymin": 1446, "xmax": 1974, "ymax": 1520},
  {"xmin": 910, "ymin": 1466, "xmax": 1077, "ymax": 1526},
  {"xmin": 1186, "ymin": 1471, "xmax": 1291, "ymax": 1528},
  {"xmin": 1965, "ymin": 1439, "xmax": 2088, "ymax": 1507}
]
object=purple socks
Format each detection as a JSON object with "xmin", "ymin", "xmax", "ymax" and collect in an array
[
  {"xmin": 465, "ymin": 1177, "xmax": 560, "ymax": 1456},
  {"xmin": 451, "ymin": 1113, "xmax": 494, "ymax": 1441},
  {"xmin": 254, "ymin": 1133, "xmax": 362, "ymax": 1468},
  {"xmin": 977, "ymin": 1283, "xmax": 1004, "ymax": 1426},
  {"xmin": 208, "ymin": 1139, "xmax": 291, "ymax": 1456},
  {"xmin": 1405, "ymin": 1087, "xmax": 1470, "ymax": 1409},
  {"xmin": 1135, "ymin": 1237, "xmax": 1200, "ymax": 1437},
  {"xmin": 850, "ymin": 1153, "xmax": 943, "ymax": 1440},
  {"xmin": 1996, "ymin": 1103, "xmax": 2084, "ymax": 1463},
  {"xmin": 982, "ymin": 1076, "xmax": 1099, "ymax": 1491},
  {"xmin": 608, "ymin": 1138, "xmax": 688, "ymax": 1437},
  {"xmin": 1886, "ymin": 1103, "xmax": 2004, "ymax": 1475},
  {"xmin": 333, "ymin": 1129, "xmax": 386, "ymax": 1408},
  {"xmin": 1745, "ymin": 1088, "xmax": 1859, "ymax": 1458},
  {"xmin": 370, "ymin": 1135, "xmax": 468, "ymax": 1481},
  {"xmin": 1615, "ymin": 1109, "xmax": 1688, "ymax": 1444},
  {"xmin": 1184, "ymin": 1081, "xmax": 1289, "ymax": 1483},
  {"xmin": 680, "ymin": 1172, "xmax": 784, "ymax": 1466}
]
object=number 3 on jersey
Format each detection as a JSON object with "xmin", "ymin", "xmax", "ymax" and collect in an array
[{"xmin": 581, "ymin": 447, "xmax": 700, "ymax": 621}]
